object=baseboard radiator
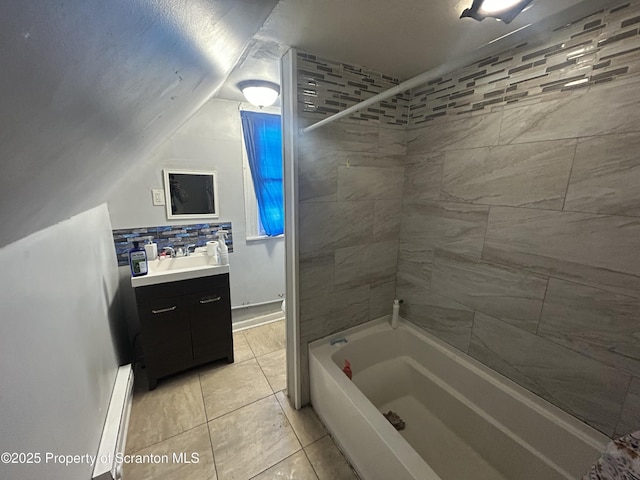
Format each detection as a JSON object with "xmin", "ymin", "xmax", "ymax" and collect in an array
[{"xmin": 92, "ymin": 364, "xmax": 134, "ymax": 480}]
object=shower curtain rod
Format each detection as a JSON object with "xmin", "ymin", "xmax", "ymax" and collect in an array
[{"xmin": 299, "ymin": 0, "xmax": 616, "ymax": 135}]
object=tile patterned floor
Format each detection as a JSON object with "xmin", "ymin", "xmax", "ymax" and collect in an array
[{"xmin": 124, "ymin": 320, "xmax": 360, "ymax": 480}]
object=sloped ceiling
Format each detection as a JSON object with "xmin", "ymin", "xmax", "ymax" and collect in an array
[
  {"xmin": 0, "ymin": 0, "xmax": 278, "ymax": 247},
  {"xmin": 1, "ymin": 0, "xmax": 619, "ymax": 248}
]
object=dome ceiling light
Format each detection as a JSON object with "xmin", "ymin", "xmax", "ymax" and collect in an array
[
  {"xmin": 238, "ymin": 80, "xmax": 280, "ymax": 108},
  {"xmin": 460, "ymin": 0, "xmax": 534, "ymax": 23}
]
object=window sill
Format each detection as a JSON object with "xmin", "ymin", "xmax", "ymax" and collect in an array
[{"xmin": 246, "ymin": 234, "xmax": 285, "ymax": 242}]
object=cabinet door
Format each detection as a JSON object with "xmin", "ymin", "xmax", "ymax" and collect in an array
[
  {"xmin": 188, "ymin": 287, "xmax": 233, "ymax": 363},
  {"xmin": 138, "ymin": 297, "xmax": 193, "ymax": 379}
]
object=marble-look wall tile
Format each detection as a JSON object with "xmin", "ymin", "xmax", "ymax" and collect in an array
[
  {"xmin": 299, "ymin": 132, "xmax": 406, "ymax": 203},
  {"xmin": 615, "ymin": 377, "xmax": 640, "ymax": 437},
  {"xmin": 337, "ymin": 165, "xmax": 405, "ymax": 201},
  {"xmin": 403, "ymin": 153, "xmax": 444, "ymax": 202},
  {"xmin": 431, "ymin": 250, "xmax": 548, "ymax": 333},
  {"xmin": 396, "ymin": 267, "xmax": 430, "ymax": 304},
  {"xmin": 499, "ymin": 80, "xmax": 640, "ymax": 145},
  {"xmin": 373, "ymin": 198, "xmax": 403, "ymax": 241},
  {"xmin": 299, "ymin": 201, "xmax": 374, "ymax": 254},
  {"xmin": 564, "ymin": 132, "xmax": 640, "ymax": 217},
  {"xmin": 298, "ymin": 149, "xmax": 338, "ymax": 203},
  {"xmin": 397, "ymin": 240, "xmax": 433, "ymax": 285},
  {"xmin": 538, "ymin": 278, "xmax": 640, "ymax": 376},
  {"xmin": 400, "ymin": 201, "xmax": 489, "ymax": 259},
  {"xmin": 379, "ymin": 126, "xmax": 407, "ymax": 155},
  {"xmin": 299, "ymin": 285, "xmax": 370, "ymax": 342},
  {"xmin": 369, "ymin": 280, "xmax": 397, "ymax": 320},
  {"xmin": 299, "ymin": 251, "xmax": 334, "ymax": 300},
  {"xmin": 400, "ymin": 284, "xmax": 474, "ymax": 353},
  {"xmin": 300, "ymin": 348, "xmax": 311, "ymax": 406},
  {"xmin": 483, "ymin": 206, "xmax": 640, "ymax": 298},
  {"xmin": 469, "ymin": 311, "xmax": 631, "ymax": 436},
  {"xmin": 298, "ymin": 120, "xmax": 378, "ymax": 153},
  {"xmin": 344, "ymin": 152, "xmax": 405, "ymax": 168},
  {"xmin": 441, "ymin": 140, "xmax": 576, "ymax": 210},
  {"xmin": 406, "ymin": 112, "xmax": 501, "ymax": 154},
  {"xmin": 334, "ymin": 241, "xmax": 398, "ymax": 290}
]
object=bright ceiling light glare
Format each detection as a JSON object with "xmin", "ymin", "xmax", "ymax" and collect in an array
[
  {"xmin": 460, "ymin": 0, "xmax": 534, "ymax": 23},
  {"xmin": 238, "ymin": 80, "xmax": 280, "ymax": 108},
  {"xmin": 478, "ymin": 0, "xmax": 523, "ymax": 14}
]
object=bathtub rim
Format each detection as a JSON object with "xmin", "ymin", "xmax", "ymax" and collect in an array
[
  {"xmin": 308, "ymin": 316, "xmax": 609, "ymax": 476},
  {"xmin": 309, "ymin": 324, "xmax": 440, "ymax": 480}
]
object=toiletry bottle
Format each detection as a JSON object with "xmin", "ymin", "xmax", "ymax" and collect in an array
[
  {"xmin": 391, "ymin": 299, "xmax": 401, "ymax": 329},
  {"xmin": 206, "ymin": 240, "xmax": 219, "ymax": 264},
  {"xmin": 129, "ymin": 241, "xmax": 148, "ymax": 277},
  {"xmin": 216, "ymin": 230, "xmax": 229, "ymax": 265},
  {"xmin": 144, "ymin": 236, "xmax": 157, "ymax": 261},
  {"xmin": 343, "ymin": 360, "xmax": 352, "ymax": 380}
]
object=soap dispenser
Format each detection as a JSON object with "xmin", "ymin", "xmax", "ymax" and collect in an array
[
  {"xmin": 129, "ymin": 241, "xmax": 148, "ymax": 277},
  {"xmin": 216, "ymin": 230, "xmax": 229, "ymax": 265},
  {"xmin": 144, "ymin": 236, "xmax": 158, "ymax": 261}
]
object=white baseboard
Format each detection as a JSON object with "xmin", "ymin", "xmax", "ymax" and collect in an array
[
  {"xmin": 233, "ymin": 312, "xmax": 285, "ymax": 332},
  {"xmin": 93, "ymin": 364, "xmax": 134, "ymax": 480}
]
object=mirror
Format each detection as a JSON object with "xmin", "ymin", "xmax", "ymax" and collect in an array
[{"xmin": 163, "ymin": 169, "xmax": 219, "ymax": 220}]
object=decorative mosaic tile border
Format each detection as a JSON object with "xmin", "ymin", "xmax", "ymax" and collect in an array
[
  {"xmin": 112, "ymin": 222, "xmax": 233, "ymax": 267},
  {"xmin": 296, "ymin": 2, "xmax": 640, "ymax": 130},
  {"xmin": 408, "ymin": 1, "xmax": 640, "ymax": 126},
  {"xmin": 297, "ymin": 52, "xmax": 411, "ymax": 128}
]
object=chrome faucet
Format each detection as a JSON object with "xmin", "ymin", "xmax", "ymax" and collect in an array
[
  {"xmin": 162, "ymin": 246, "xmax": 176, "ymax": 258},
  {"xmin": 185, "ymin": 244, "xmax": 197, "ymax": 256}
]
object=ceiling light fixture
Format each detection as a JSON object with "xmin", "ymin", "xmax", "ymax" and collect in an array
[
  {"xmin": 460, "ymin": 0, "xmax": 534, "ymax": 23},
  {"xmin": 238, "ymin": 80, "xmax": 280, "ymax": 108}
]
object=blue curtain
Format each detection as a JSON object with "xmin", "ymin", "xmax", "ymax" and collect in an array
[{"xmin": 240, "ymin": 111, "xmax": 284, "ymax": 236}]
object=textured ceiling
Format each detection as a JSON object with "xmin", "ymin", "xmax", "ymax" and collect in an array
[{"xmin": 0, "ymin": 0, "xmax": 278, "ymax": 247}]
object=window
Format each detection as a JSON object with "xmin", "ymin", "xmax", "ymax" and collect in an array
[{"xmin": 240, "ymin": 110, "xmax": 284, "ymax": 239}]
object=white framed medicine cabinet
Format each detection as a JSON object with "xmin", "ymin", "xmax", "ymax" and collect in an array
[{"xmin": 163, "ymin": 169, "xmax": 219, "ymax": 220}]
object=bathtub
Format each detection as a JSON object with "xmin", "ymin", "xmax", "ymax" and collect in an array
[{"xmin": 309, "ymin": 318, "xmax": 608, "ymax": 480}]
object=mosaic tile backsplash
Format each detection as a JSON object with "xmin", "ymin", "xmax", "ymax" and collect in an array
[
  {"xmin": 113, "ymin": 223, "xmax": 233, "ymax": 267},
  {"xmin": 409, "ymin": 1, "xmax": 640, "ymax": 126},
  {"xmin": 297, "ymin": 52, "xmax": 410, "ymax": 128}
]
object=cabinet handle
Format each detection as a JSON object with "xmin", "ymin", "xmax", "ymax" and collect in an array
[
  {"xmin": 200, "ymin": 295, "xmax": 221, "ymax": 304},
  {"xmin": 151, "ymin": 306, "xmax": 177, "ymax": 314}
]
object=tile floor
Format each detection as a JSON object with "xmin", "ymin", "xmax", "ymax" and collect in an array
[{"xmin": 124, "ymin": 319, "xmax": 360, "ymax": 480}]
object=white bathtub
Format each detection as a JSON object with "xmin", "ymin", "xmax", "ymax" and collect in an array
[{"xmin": 309, "ymin": 318, "xmax": 608, "ymax": 480}]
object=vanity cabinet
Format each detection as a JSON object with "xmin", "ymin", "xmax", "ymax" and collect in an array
[{"xmin": 134, "ymin": 273, "xmax": 233, "ymax": 389}]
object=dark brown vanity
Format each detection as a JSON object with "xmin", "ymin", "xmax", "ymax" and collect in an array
[{"xmin": 133, "ymin": 271, "xmax": 233, "ymax": 389}]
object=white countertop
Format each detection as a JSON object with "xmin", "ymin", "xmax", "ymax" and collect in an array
[{"xmin": 130, "ymin": 255, "xmax": 229, "ymax": 288}]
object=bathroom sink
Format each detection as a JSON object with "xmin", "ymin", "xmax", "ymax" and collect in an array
[
  {"xmin": 130, "ymin": 253, "xmax": 229, "ymax": 287},
  {"xmin": 149, "ymin": 254, "xmax": 216, "ymax": 272}
]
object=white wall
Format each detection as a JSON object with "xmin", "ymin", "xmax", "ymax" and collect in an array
[
  {"xmin": 108, "ymin": 98, "xmax": 285, "ymax": 309},
  {"xmin": 0, "ymin": 204, "xmax": 121, "ymax": 480}
]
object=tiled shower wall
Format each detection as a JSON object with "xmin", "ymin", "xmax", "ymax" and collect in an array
[
  {"xmin": 296, "ymin": 53, "xmax": 408, "ymax": 402},
  {"xmin": 297, "ymin": 52, "xmax": 410, "ymax": 128},
  {"xmin": 399, "ymin": 1, "xmax": 640, "ymax": 438},
  {"xmin": 295, "ymin": 2, "xmax": 640, "ymax": 435},
  {"xmin": 296, "ymin": 120, "xmax": 406, "ymax": 401}
]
